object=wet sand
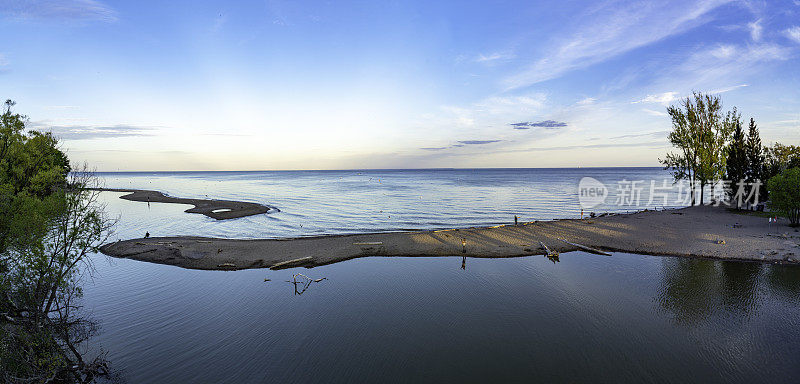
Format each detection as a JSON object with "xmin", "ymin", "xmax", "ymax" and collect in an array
[
  {"xmin": 95, "ymin": 188, "xmax": 277, "ymax": 220},
  {"xmin": 99, "ymin": 205, "xmax": 800, "ymax": 270}
]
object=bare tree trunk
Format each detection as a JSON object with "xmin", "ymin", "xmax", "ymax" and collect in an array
[{"xmin": 699, "ymin": 181, "xmax": 705, "ymax": 206}]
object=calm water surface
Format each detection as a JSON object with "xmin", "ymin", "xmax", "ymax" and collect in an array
[
  {"xmin": 96, "ymin": 168, "xmax": 687, "ymax": 239},
  {"xmin": 79, "ymin": 169, "xmax": 800, "ymax": 383}
]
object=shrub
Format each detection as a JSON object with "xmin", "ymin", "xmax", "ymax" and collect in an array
[{"xmin": 767, "ymin": 167, "xmax": 800, "ymax": 226}]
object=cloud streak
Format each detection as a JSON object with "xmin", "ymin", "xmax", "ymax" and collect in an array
[
  {"xmin": 786, "ymin": 26, "xmax": 800, "ymax": 44},
  {"xmin": 457, "ymin": 140, "xmax": 501, "ymax": 145},
  {"xmin": 0, "ymin": 0, "xmax": 117, "ymax": 22},
  {"xmin": 31, "ymin": 124, "xmax": 155, "ymax": 140},
  {"xmin": 503, "ymin": 0, "xmax": 733, "ymax": 89},
  {"xmin": 510, "ymin": 120, "xmax": 567, "ymax": 129}
]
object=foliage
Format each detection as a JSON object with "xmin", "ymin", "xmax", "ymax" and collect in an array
[
  {"xmin": 764, "ymin": 143, "xmax": 800, "ymax": 175},
  {"xmin": 661, "ymin": 92, "xmax": 733, "ymax": 205},
  {"xmin": 767, "ymin": 167, "xmax": 800, "ymax": 226},
  {"xmin": 0, "ymin": 100, "xmax": 117, "ymax": 383},
  {"xmin": 725, "ymin": 118, "xmax": 747, "ymax": 206}
]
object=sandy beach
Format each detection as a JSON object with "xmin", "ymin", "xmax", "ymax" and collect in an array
[
  {"xmin": 100, "ymin": 205, "xmax": 800, "ymax": 270},
  {"xmin": 96, "ymin": 188, "xmax": 277, "ymax": 220}
]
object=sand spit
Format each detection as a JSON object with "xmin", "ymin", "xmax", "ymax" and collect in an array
[
  {"xmin": 99, "ymin": 205, "xmax": 800, "ymax": 270},
  {"xmin": 95, "ymin": 188, "xmax": 277, "ymax": 220}
]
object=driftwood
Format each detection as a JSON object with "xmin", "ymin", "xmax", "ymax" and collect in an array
[
  {"xmin": 288, "ymin": 273, "xmax": 327, "ymax": 295},
  {"xmin": 270, "ymin": 256, "xmax": 313, "ymax": 270},
  {"xmin": 539, "ymin": 241, "xmax": 560, "ymax": 263},
  {"xmin": 558, "ymin": 238, "xmax": 611, "ymax": 256},
  {"xmin": 539, "ymin": 241, "xmax": 556, "ymax": 256}
]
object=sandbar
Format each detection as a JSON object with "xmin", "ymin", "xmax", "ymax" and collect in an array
[
  {"xmin": 96, "ymin": 188, "xmax": 278, "ymax": 220},
  {"xmin": 99, "ymin": 205, "xmax": 800, "ymax": 270}
]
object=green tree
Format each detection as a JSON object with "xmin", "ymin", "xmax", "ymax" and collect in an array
[
  {"xmin": 0, "ymin": 100, "xmax": 116, "ymax": 383},
  {"xmin": 744, "ymin": 118, "xmax": 764, "ymax": 203},
  {"xmin": 661, "ymin": 92, "xmax": 731, "ymax": 205},
  {"xmin": 662, "ymin": 97, "xmax": 699, "ymax": 205},
  {"xmin": 725, "ymin": 118, "xmax": 747, "ymax": 207},
  {"xmin": 766, "ymin": 167, "xmax": 800, "ymax": 226}
]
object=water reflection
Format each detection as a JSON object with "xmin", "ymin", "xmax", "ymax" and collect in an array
[
  {"xmin": 82, "ymin": 252, "xmax": 800, "ymax": 383},
  {"xmin": 765, "ymin": 264, "xmax": 800, "ymax": 302},
  {"xmin": 658, "ymin": 258, "xmax": 800, "ymax": 324},
  {"xmin": 288, "ymin": 273, "xmax": 327, "ymax": 295}
]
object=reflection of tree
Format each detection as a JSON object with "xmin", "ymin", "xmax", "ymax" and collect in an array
[
  {"xmin": 719, "ymin": 261, "xmax": 761, "ymax": 313},
  {"xmin": 657, "ymin": 258, "xmax": 763, "ymax": 324},
  {"xmin": 764, "ymin": 264, "xmax": 800, "ymax": 303},
  {"xmin": 658, "ymin": 258, "xmax": 721, "ymax": 324}
]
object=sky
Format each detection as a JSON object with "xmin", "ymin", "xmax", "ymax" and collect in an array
[{"xmin": 1, "ymin": 0, "xmax": 799, "ymax": 171}]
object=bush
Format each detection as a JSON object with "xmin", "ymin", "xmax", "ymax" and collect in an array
[{"xmin": 767, "ymin": 167, "xmax": 800, "ymax": 226}]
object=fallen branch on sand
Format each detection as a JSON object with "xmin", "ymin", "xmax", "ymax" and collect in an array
[
  {"xmin": 270, "ymin": 256, "xmax": 313, "ymax": 270},
  {"xmin": 558, "ymin": 238, "xmax": 612, "ymax": 256},
  {"xmin": 539, "ymin": 241, "xmax": 560, "ymax": 263}
]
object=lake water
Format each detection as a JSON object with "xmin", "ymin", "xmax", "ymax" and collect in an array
[
  {"xmin": 96, "ymin": 168, "xmax": 689, "ymax": 240},
  {"xmin": 80, "ymin": 169, "xmax": 800, "ymax": 383}
]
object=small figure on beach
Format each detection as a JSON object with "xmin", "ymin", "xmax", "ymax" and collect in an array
[
  {"xmin": 514, "ymin": 215, "xmax": 518, "ymax": 226},
  {"xmin": 144, "ymin": 232, "xmax": 150, "ymax": 238}
]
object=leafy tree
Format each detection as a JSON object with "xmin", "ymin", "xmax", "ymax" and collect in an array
[
  {"xmin": 0, "ymin": 100, "xmax": 116, "ymax": 383},
  {"xmin": 764, "ymin": 143, "xmax": 800, "ymax": 174},
  {"xmin": 725, "ymin": 118, "xmax": 747, "ymax": 207},
  {"xmin": 662, "ymin": 92, "xmax": 731, "ymax": 205},
  {"xmin": 767, "ymin": 167, "xmax": 800, "ymax": 226}
]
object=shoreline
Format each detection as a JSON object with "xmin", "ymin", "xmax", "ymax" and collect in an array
[
  {"xmin": 95, "ymin": 188, "xmax": 278, "ymax": 220},
  {"xmin": 99, "ymin": 205, "xmax": 800, "ymax": 270}
]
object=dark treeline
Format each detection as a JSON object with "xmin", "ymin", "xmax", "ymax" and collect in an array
[{"xmin": 1, "ymin": 100, "xmax": 117, "ymax": 383}]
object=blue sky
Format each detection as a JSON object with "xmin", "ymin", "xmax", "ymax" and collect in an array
[{"xmin": 1, "ymin": 0, "xmax": 799, "ymax": 171}]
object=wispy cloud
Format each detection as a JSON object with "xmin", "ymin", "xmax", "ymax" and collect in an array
[
  {"xmin": 748, "ymin": 19, "xmax": 763, "ymax": 41},
  {"xmin": 633, "ymin": 83, "xmax": 748, "ymax": 107},
  {"xmin": 503, "ymin": 0, "xmax": 734, "ymax": 89},
  {"xmin": 457, "ymin": 140, "xmax": 501, "ymax": 145},
  {"xmin": 709, "ymin": 83, "xmax": 748, "ymax": 93},
  {"xmin": 674, "ymin": 43, "xmax": 791, "ymax": 86},
  {"xmin": 633, "ymin": 92, "xmax": 680, "ymax": 106},
  {"xmin": 642, "ymin": 109, "xmax": 669, "ymax": 117},
  {"xmin": 475, "ymin": 52, "xmax": 515, "ymax": 64},
  {"xmin": 31, "ymin": 124, "xmax": 155, "ymax": 140},
  {"xmin": 420, "ymin": 146, "xmax": 448, "ymax": 151},
  {"xmin": 785, "ymin": 26, "xmax": 800, "ymax": 44},
  {"xmin": 445, "ymin": 141, "xmax": 666, "ymax": 157},
  {"xmin": 418, "ymin": 140, "xmax": 502, "ymax": 152},
  {"xmin": 0, "ymin": 0, "xmax": 117, "ymax": 22},
  {"xmin": 510, "ymin": 120, "xmax": 567, "ymax": 129},
  {"xmin": 608, "ymin": 131, "xmax": 668, "ymax": 140}
]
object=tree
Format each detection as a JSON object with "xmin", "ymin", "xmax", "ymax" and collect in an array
[
  {"xmin": 744, "ymin": 118, "xmax": 764, "ymax": 203},
  {"xmin": 661, "ymin": 92, "xmax": 731, "ymax": 205},
  {"xmin": 0, "ymin": 100, "xmax": 116, "ymax": 383},
  {"xmin": 764, "ymin": 143, "xmax": 800, "ymax": 174},
  {"xmin": 725, "ymin": 118, "xmax": 747, "ymax": 207},
  {"xmin": 766, "ymin": 167, "xmax": 800, "ymax": 226}
]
